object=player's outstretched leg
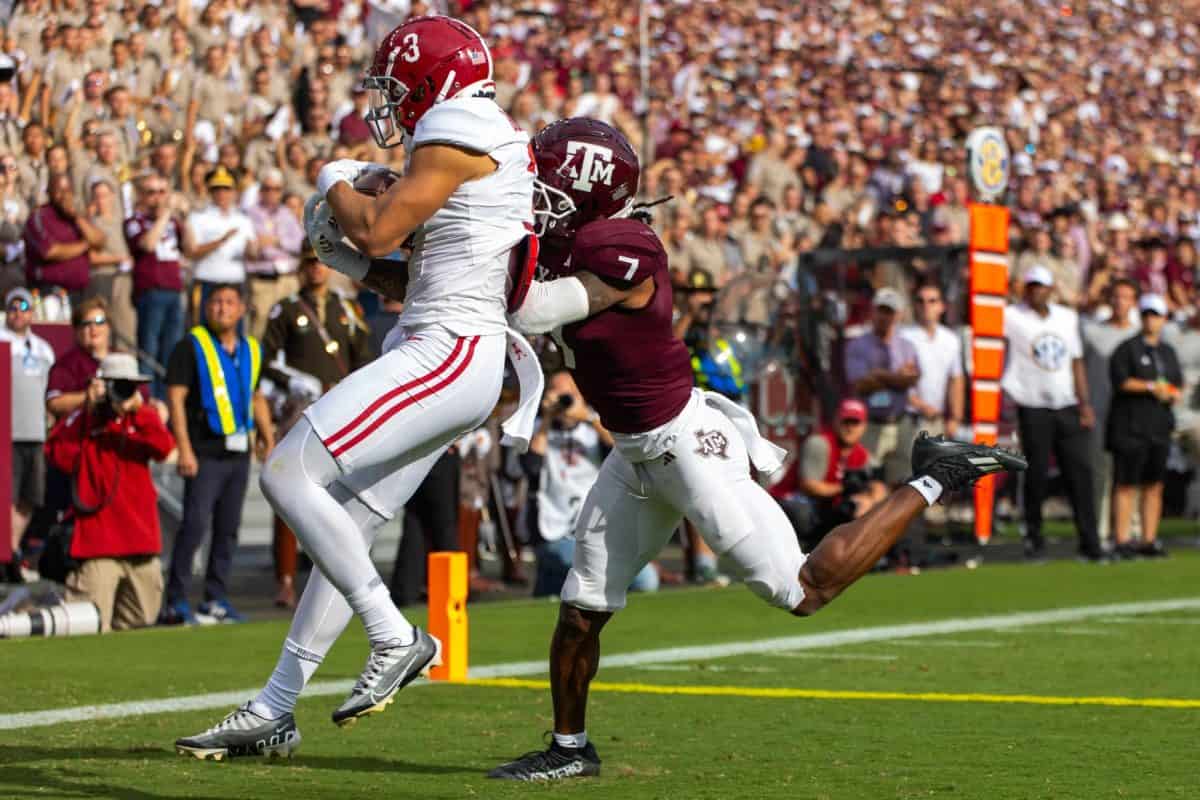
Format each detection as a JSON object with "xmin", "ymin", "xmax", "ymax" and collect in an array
[
  {"xmin": 488, "ymin": 603, "xmax": 607, "ymax": 780},
  {"xmin": 794, "ymin": 433, "xmax": 1026, "ymax": 615}
]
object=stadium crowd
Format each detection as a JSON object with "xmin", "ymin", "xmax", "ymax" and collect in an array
[{"xmin": 3, "ymin": 0, "xmax": 1200, "ymax": 623}]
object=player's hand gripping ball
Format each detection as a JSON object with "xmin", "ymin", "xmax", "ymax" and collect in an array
[{"xmin": 352, "ymin": 168, "xmax": 401, "ymax": 196}]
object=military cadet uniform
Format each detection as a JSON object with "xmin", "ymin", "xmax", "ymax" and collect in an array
[{"xmin": 261, "ymin": 286, "xmax": 374, "ymax": 604}]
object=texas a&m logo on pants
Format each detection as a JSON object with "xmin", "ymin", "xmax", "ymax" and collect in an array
[{"xmin": 694, "ymin": 429, "xmax": 730, "ymax": 460}]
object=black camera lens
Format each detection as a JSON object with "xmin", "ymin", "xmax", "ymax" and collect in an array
[
  {"xmin": 107, "ymin": 379, "xmax": 138, "ymax": 404},
  {"xmin": 556, "ymin": 393, "xmax": 574, "ymax": 410}
]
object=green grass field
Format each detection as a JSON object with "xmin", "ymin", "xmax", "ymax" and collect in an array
[{"xmin": 4, "ymin": 553, "xmax": 1199, "ymax": 800}]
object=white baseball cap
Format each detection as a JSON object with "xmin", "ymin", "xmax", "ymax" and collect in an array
[
  {"xmin": 1023, "ymin": 265, "xmax": 1054, "ymax": 287},
  {"xmin": 872, "ymin": 287, "xmax": 905, "ymax": 311},
  {"xmin": 1138, "ymin": 293, "xmax": 1168, "ymax": 317}
]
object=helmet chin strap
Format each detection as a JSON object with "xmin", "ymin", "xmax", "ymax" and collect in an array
[{"xmin": 435, "ymin": 69, "xmax": 458, "ymax": 103}]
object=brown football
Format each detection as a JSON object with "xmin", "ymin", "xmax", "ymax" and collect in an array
[{"xmin": 352, "ymin": 169, "xmax": 401, "ymax": 196}]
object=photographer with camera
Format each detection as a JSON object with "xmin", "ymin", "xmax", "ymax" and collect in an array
[
  {"xmin": 792, "ymin": 398, "xmax": 887, "ymax": 545},
  {"xmin": 522, "ymin": 372, "xmax": 658, "ymax": 598},
  {"xmin": 44, "ymin": 353, "xmax": 175, "ymax": 632}
]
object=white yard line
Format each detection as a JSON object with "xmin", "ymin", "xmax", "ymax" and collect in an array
[
  {"xmin": 2, "ymin": 597, "xmax": 1198, "ymax": 731},
  {"xmin": 765, "ymin": 651, "xmax": 900, "ymax": 662},
  {"xmin": 887, "ymin": 640, "xmax": 1007, "ymax": 649}
]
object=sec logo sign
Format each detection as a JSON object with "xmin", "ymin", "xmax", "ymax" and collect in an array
[{"xmin": 965, "ymin": 127, "xmax": 1010, "ymax": 202}]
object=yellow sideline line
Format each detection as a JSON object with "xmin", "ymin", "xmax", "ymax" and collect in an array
[{"xmin": 467, "ymin": 678, "xmax": 1200, "ymax": 710}]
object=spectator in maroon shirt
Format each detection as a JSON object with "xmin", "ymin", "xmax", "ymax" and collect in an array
[
  {"xmin": 336, "ymin": 84, "xmax": 372, "ymax": 149},
  {"xmin": 23, "ymin": 173, "xmax": 107, "ymax": 301},
  {"xmin": 1166, "ymin": 238, "xmax": 1198, "ymax": 311},
  {"xmin": 46, "ymin": 293, "xmax": 159, "ymax": 420},
  {"xmin": 125, "ymin": 173, "xmax": 185, "ymax": 399},
  {"xmin": 45, "ymin": 295, "xmax": 114, "ymax": 421}
]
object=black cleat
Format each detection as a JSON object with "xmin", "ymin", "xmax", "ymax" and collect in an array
[
  {"xmin": 1138, "ymin": 539, "xmax": 1168, "ymax": 558},
  {"xmin": 909, "ymin": 432, "xmax": 1027, "ymax": 493},
  {"xmin": 1023, "ymin": 538, "xmax": 1048, "ymax": 562},
  {"xmin": 488, "ymin": 740, "xmax": 602, "ymax": 781}
]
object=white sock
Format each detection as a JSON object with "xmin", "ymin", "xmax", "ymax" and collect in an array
[
  {"xmin": 347, "ymin": 578, "xmax": 413, "ymax": 647},
  {"xmin": 254, "ymin": 640, "xmax": 324, "ymax": 718},
  {"xmin": 553, "ymin": 731, "xmax": 588, "ymax": 750},
  {"xmin": 907, "ymin": 475, "xmax": 945, "ymax": 506}
]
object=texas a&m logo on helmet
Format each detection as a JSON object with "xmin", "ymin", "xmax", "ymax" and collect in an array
[
  {"xmin": 363, "ymin": 16, "xmax": 495, "ymax": 147},
  {"xmin": 532, "ymin": 118, "xmax": 640, "ymax": 239},
  {"xmin": 562, "ymin": 141, "xmax": 617, "ymax": 191}
]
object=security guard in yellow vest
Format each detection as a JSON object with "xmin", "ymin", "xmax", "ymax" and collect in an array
[
  {"xmin": 162, "ymin": 283, "xmax": 275, "ymax": 624},
  {"xmin": 260, "ymin": 242, "xmax": 373, "ymax": 607}
]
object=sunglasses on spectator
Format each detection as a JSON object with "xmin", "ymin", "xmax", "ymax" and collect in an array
[
  {"xmin": 8, "ymin": 300, "xmax": 30, "ymax": 312},
  {"xmin": 839, "ymin": 418, "xmax": 865, "ymax": 426},
  {"xmin": 77, "ymin": 314, "xmax": 108, "ymax": 328}
]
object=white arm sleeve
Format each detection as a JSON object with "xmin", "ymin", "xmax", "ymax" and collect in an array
[{"xmin": 507, "ymin": 277, "xmax": 591, "ymax": 335}]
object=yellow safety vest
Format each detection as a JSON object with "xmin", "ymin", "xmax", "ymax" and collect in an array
[{"xmin": 189, "ymin": 326, "xmax": 262, "ymax": 435}]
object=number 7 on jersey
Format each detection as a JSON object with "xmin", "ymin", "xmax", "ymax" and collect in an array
[{"xmin": 618, "ymin": 256, "xmax": 639, "ymax": 281}]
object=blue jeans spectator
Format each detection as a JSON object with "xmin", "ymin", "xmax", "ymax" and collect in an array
[
  {"xmin": 136, "ymin": 289, "xmax": 184, "ymax": 398},
  {"xmin": 534, "ymin": 537, "xmax": 658, "ymax": 598}
]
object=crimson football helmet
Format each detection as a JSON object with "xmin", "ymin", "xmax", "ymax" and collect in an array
[
  {"xmin": 532, "ymin": 118, "xmax": 640, "ymax": 239},
  {"xmin": 363, "ymin": 16, "xmax": 495, "ymax": 147}
]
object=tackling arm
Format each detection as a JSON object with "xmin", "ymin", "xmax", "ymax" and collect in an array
[{"xmin": 509, "ymin": 272, "xmax": 653, "ymax": 335}]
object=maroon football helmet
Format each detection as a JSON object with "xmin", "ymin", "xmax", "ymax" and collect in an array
[
  {"xmin": 532, "ymin": 118, "xmax": 640, "ymax": 240},
  {"xmin": 363, "ymin": 16, "xmax": 495, "ymax": 147}
]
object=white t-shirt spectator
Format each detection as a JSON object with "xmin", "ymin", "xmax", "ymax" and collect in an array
[
  {"xmin": 0, "ymin": 325, "xmax": 55, "ymax": 442},
  {"xmin": 900, "ymin": 323, "xmax": 963, "ymax": 415},
  {"xmin": 1001, "ymin": 302, "xmax": 1083, "ymax": 409},
  {"xmin": 186, "ymin": 204, "xmax": 257, "ymax": 284},
  {"xmin": 536, "ymin": 422, "xmax": 605, "ymax": 543}
]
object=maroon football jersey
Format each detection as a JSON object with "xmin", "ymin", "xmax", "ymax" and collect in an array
[{"xmin": 541, "ymin": 218, "xmax": 694, "ymax": 434}]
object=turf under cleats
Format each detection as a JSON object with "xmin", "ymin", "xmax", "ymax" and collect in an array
[
  {"xmin": 909, "ymin": 432, "xmax": 1027, "ymax": 493},
  {"xmin": 175, "ymin": 703, "xmax": 300, "ymax": 761},
  {"xmin": 488, "ymin": 741, "xmax": 602, "ymax": 781},
  {"xmin": 331, "ymin": 626, "xmax": 442, "ymax": 728}
]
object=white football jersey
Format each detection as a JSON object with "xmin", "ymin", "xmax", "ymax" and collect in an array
[{"xmin": 397, "ymin": 96, "xmax": 534, "ymax": 336}]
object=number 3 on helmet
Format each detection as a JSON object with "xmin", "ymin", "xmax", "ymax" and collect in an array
[{"xmin": 363, "ymin": 16, "xmax": 495, "ymax": 148}]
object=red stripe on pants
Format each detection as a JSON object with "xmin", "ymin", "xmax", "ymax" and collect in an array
[
  {"xmin": 329, "ymin": 336, "xmax": 481, "ymax": 459},
  {"xmin": 325, "ymin": 336, "xmax": 467, "ymax": 448}
]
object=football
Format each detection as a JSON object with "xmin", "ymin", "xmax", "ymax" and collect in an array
[{"xmin": 352, "ymin": 168, "xmax": 401, "ymax": 196}]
